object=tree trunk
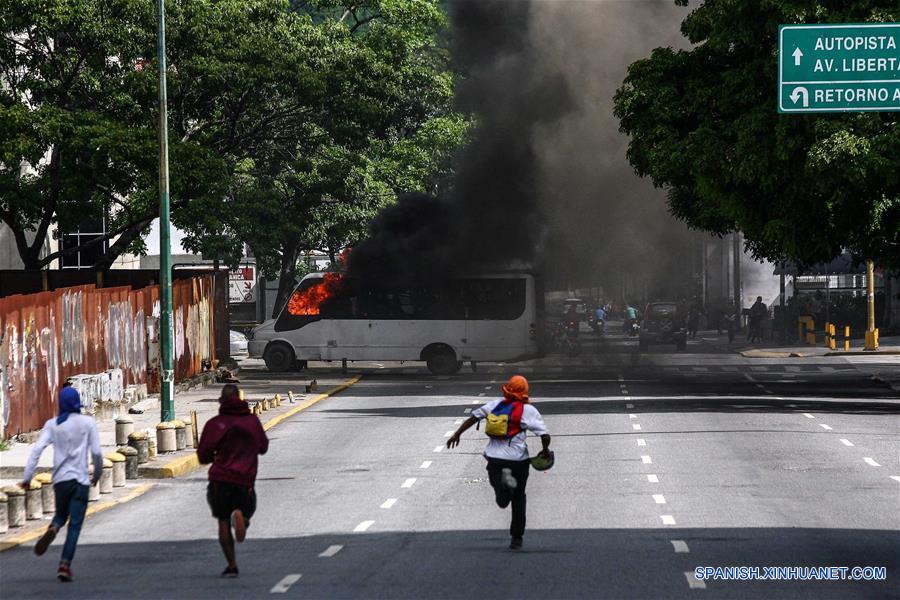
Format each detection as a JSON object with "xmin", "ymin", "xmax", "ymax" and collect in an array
[
  {"xmin": 91, "ymin": 216, "xmax": 156, "ymax": 270},
  {"xmin": 272, "ymin": 242, "xmax": 301, "ymax": 318}
]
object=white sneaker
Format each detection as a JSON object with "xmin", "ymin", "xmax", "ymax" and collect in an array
[{"xmin": 500, "ymin": 468, "xmax": 518, "ymax": 491}]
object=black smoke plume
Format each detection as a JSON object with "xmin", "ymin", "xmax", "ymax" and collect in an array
[{"xmin": 349, "ymin": 0, "xmax": 695, "ymax": 296}]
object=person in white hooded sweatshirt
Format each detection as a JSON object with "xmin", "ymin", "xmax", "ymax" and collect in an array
[{"xmin": 22, "ymin": 385, "xmax": 102, "ymax": 582}]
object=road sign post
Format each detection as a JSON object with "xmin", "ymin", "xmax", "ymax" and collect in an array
[
  {"xmin": 158, "ymin": 0, "xmax": 175, "ymax": 421},
  {"xmin": 779, "ymin": 23, "xmax": 896, "ymax": 350},
  {"xmin": 778, "ymin": 23, "xmax": 900, "ymax": 113}
]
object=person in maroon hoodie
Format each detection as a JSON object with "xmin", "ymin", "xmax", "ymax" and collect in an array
[{"xmin": 197, "ymin": 384, "xmax": 269, "ymax": 578}]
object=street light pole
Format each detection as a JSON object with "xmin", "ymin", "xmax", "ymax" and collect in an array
[
  {"xmin": 865, "ymin": 259, "xmax": 878, "ymax": 351},
  {"xmin": 157, "ymin": 0, "xmax": 175, "ymax": 421}
]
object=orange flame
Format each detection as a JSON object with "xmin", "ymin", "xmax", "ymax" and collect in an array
[{"xmin": 287, "ymin": 273, "xmax": 344, "ymax": 316}]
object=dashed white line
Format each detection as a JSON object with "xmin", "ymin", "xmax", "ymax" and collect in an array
[
  {"xmin": 625, "ymin": 403, "xmax": 634, "ymax": 409},
  {"xmin": 353, "ymin": 520, "xmax": 374, "ymax": 533},
  {"xmin": 464, "ymin": 408, "xmax": 472, "ymax": 414},
  {"xmin": 629, "ymin": 414, "xmax": 637, "ymax": 419},
  {"xmin": 652, "ymin": 494, "xmax": 666, "ymax": 504},
  {"xmin": 641, "ymin": 455, "xmax": 652, "ymax": 464},
  {"xmin": 802, "ymin": 413, "xmax": 816, "ymax": 419},
  {"xmin": 684, "ymin": 571, "xmax": 706, "ymax": 589},
  {"xmin": 660, "ymin": 515, "xmax": 676, "ymax": 525},
  {"xmin": 819, "ymin": 423, "xmax": 833, "ymax": 430},
  {"xmin": 863, "ymin": 457, "xmax": 881, "ymax": 467},
  {"xmin": 632, "ymin": 424, "xmax": 642, "ymax": 431},
  {"xmin": 443, "ymin": 430, "xmax": 454, "ymax": 437},
  {"xmin": 433, "ymin": 445, "xmax": 443, "ymax": 453},
  {"xmin": 647, "ymin": 474, "xmax": 659, "ymax": 483},
  {"xmin": 380, "ymin": 498, "xmax": 397, "ymax": 509},
  {"xmin": 401, "ymin": 478, "xmax": 417, "ymax": 488},
  {"xmin": 454, "ymin": 419, "xmax": 463, "ymax": 425},
  {"xmin": 319, "ymin": 545, "xmax": 343, "ymax": 558},
  {"xmin": 890, "ymin": 476, "xmax": 900, "ymax": 483},
  {"xmin": 622, "ymin": 390, "xmax": 630, "ymax": 395},
  {"xmin": 637, "ymin": 439, "xmax": 646, "ymax": 446},
  {"xmin": 484, "ymin": 386, "xmax": 492, "ymax": 390},
  {"xmin": 839, "ymin": 438, "xmax": 854, "ymax": 447},
  {"xmin": 420, "ymin": 460, "xmax": 432, "ymax": 469},
  {"xmin": 671, "ymin": 540, "xmax": 690, "ymax": 553},
  {"xmin": 271, "ymin": 574, "xmax": 302, "ymax": 594}
]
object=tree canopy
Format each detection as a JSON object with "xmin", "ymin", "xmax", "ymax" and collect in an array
[
  {"xmin": 613, "ymin": 0, "xmax": 899, "ymax": 270},
  {"xmin": 1, "ymin": 0, "xmax": 466, "ymax": 285}
]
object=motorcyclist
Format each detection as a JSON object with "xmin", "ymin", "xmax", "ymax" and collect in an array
[{"xmin": 624, "ymin": 303, "xmax": 639, "ymax": 335}]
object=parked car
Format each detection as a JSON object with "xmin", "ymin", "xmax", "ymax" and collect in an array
[
  {"xmin": 639, "ymin": 301, "xmax": 687, "ymax": 351},
  {"xmin": 230, "ymin": 330, "xmax": 249, "ymax": 357}
]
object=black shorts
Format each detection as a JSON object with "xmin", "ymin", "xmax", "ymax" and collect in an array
[{"xmin": 207, "ymin": 481, "xmax": 257, "ymax": 522}]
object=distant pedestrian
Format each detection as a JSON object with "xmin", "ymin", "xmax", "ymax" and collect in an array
[
  {"xmin": 446, "ymin": 375, "xmax": 551, "ymax": 550},
  {"xmin": 687, "ymin": 297, "xmax": 704, "ymax": 339},
  {"xmin": 23, "ymin": 386, "xmax": 102, "ymax": 582},
  {"xmin": 723, "ymin": 302, "xmax": 739, "ymax": 344},
  {"xmin": 749, "ymin": 296, "xmax": 767, "ymax": 344},
  {"xmin": 197, "ymin": 384, "xmax": 269, "ymax": 578}
]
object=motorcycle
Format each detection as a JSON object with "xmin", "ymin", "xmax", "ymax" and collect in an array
[
  {"xmin": 554, "ymin": 320, "xmax": 582, "ymax": 357},
  {"xmin": 625, "ymin": 318, "xmax": 640, "ymax": 337}
]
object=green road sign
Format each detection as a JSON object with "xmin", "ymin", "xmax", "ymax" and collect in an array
[{"xmin": 779, "ymin": 23, "xmax": 900, "ymax": 113}]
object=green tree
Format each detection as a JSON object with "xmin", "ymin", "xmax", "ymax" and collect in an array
[{"xmin": 613, "ymin": 0, "xmax": 900, "ymax": 270}]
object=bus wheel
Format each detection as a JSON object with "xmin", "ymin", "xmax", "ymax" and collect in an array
[
  {"xmin": 424, "ymin": 346, "xmax": 459, "ymax": 375},
  {"xmin": 264, "ymin": 342, "xmax": 296, "ymax": 372}
]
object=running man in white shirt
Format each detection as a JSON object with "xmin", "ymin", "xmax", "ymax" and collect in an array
[
  {"xmin": 447, "ymin": 375, "xmax": 551, "ymax": 550},
  {"xmin": 22, "ymin": 386, "xmax": 102, "ymax": 582}
]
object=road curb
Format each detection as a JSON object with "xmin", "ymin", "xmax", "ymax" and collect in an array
[
  {"xmin": 147, "ymin": 376, "xmax": 362, "ymax": 477},
  {"xmin": 0, "ymin": 483, "xmax": 152, "ymax": 553}
]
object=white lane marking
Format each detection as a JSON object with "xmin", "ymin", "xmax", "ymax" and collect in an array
[
  {"xmin": 785, "ymin": 403, "xmax": 797, "ymax": 408},
  {"xmin": 454, "ymin": 419, "xmax": 463, "ymax": 425},
  {"xmin": 401, "ymin": 478, "xmax": 417, "ymax": 488},
  {"xmin": 684, "ymin": 572, "xmax": 706, "ymax": 589},
  {"xmin": 819, "ymin": 423, "xmax": 832, "ymax": 430},
  {"xmin": 420, "ymin": 460, "xmax": 432, "ymax": 469},
  {"xmin": 617, "ymin": 374, "xmax": 624, "ymax": 381},
  {"xmin": 425, "ymin": 385, "xmax": 432, "ymax": 389},
  {"xmin": 840, "ymin": 438, "xmax": 854, "ymax": 447},
  {"xmin": 637, "ymin": 439, "xmax": 646, "ymax": 446},
  {"xmin": 890, "ymin": 476, "xmax": 900, "ymax": 483},
  {"xmin": 353, "ymin": 520, "xmax": 374, "ymax": 533},
  {"xmin": 464, "ymin": 408, "xmax": 472, "ymax": 414},
  {"xmin": 443, "ymin": 430, "xmax": 454, "ymax": 437},
  {"xmin": 671, "ymin": 540, "xmax": 689, "ymax": 553},
  {"xmin": 433, "ymin": 445, "xmax": 443, "ymax": 453},
  {"xmin": 632, "ymin": 424, "xmax": 642, "ymax": 431},
  {"xmin": 863, "ymin": 457, "xmax": 881, "ymax": 467},
  {"xmin": 319, "ymin": 545, "xmax": 343, "ymax": 558},
  {"xmin": 802, "ymin": 413, "xmax": 816, "ymax": 419},
  {"xmin": 271, "ymin": 574, "xmax": 302, "ymax": 593},
  {"xmin": 661, "ymin": 515, "xmax": 676, "ymax": 525},
  {"xmin": 626, "ymin": 403, "xmax": 634, "ymax": 408},
  {"xmin": 641, "ymin": 455, "xmax": 652, "ymax": 464},
  {"xmin": 653, "ymin": 494, "xmax": 666, "ymax": 504},
  {"xmin": 629, "ymin": 414, "xmax": 637, "ymax": 419},
  {"xmin": 755, "ymin": 384, "xmax": 766, "ymax": 389},
  {"xmin": 622, "ymin": 390, "xmax": 629, "ymax": 395},
  {"xmin": 647, "ymin": 474, "xmax": 659, "ymax": 483},
  {"xmin": 380, "ymin": 498, "xmax": 397, "ymax": 509},
  {"xmin": 484, "ymin": 386, "xmax": 492, "ymax": 390}
]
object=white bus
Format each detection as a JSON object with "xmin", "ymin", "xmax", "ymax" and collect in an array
[{"xmin": 248, "ymin": 272, "xmax": 539, "ymax": 374}]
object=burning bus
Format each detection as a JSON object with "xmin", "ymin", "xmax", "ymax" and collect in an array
[{"xmin": 248, "ymin": 271, "xmax": 539, "ymax": 375}]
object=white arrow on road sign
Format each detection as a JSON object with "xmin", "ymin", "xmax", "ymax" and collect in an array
[
  {"xmin": 792, "ymin": 47, "xmax": 803, "ymax": 66},
  {"xmin": 790, "ymin": 86, "xmax": 809, "ymax": 107}
]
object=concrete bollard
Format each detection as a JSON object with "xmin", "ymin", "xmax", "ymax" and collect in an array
[
  {"xmin": 107, "ymin": 452, "xmax": 126, "ymax": 487},
  {"xmin": 128, "ymin": 431, "xmax": 150, "ymax": 464},
  {"xmin": 274, "ymin": 393, "xmax": 281, "ymax": 407},
  {"xmin": 35, "ymin": 473, "xmax": 55, "ymax": 513},
  {"xmin": 182, "ymin": 417, "xmax": 194, "ymax": 448},
  {"xmin": 0, "ymin": 491, "xmax": 7, "ymax": 534},
  {"xmin": 118, "ymin": 446, "xmax": 140, "ymax": 479},
  {"xmin": 100, "ymin": 458, "xmax": 114, "ymax": 494},
  {"xmin": 25, "ymin": 481, "xmax": 43, "ymax": 520},
  {"xmin": 4, "ymin": 485, "xmax": 26, "ymax": 527},
  {"xmin": 148, "ymin": 434, "xmax": 157, "ymax": 459},
  {"xmin": 173, "ymin": 420, "xmax": 187, "ymax": 451},
  {"xmin": 115, "ymin": 416, "xmax": 135, "ymax": 446},
  {"xmin": 156, "ymin": 422, "xmax": 177, "ymax": 453}
]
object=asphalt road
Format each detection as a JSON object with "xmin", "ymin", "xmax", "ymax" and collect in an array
[{"xmin": 1, "ymin": 335, "xmax": 898, "ymax": 599}]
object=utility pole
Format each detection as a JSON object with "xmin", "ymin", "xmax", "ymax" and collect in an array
[
  {"xmin": 158, "ymin": 0, "xmax": 175, "ymax": 421},
  {"xmin": 865, "ymin": 259, "xmax": 878, "ymax": 351}
]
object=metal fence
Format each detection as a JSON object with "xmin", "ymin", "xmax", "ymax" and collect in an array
[{"xmin": 0, "ymin": 275, "xmax": 220, "ymax": 437}]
